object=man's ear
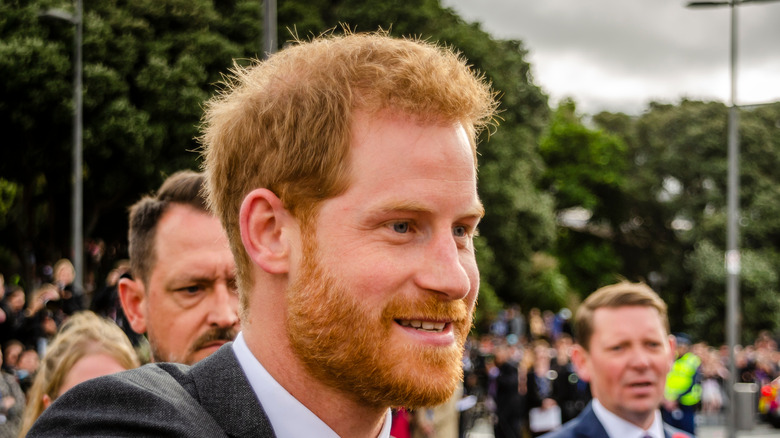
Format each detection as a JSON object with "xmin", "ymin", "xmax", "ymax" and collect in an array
[
  {"xmin": 240, "ymin": 188, "xmax": 296, "ymax": 274},
  {"xmin": 118, "ymin": 277, "xmax": 148, "ymax": 335},
  {"xmin": 570, "ymin": 344, "xmax": 591, "ymax": 382},
  {"xmin": 667, "ymin": 334, "xmax": 677, "ymax": 363}
]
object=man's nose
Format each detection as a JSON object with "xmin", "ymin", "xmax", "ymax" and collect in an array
[
  {"xmin": 629, "ymin": 347, "xmax": 652, "ymax": 368},
  {"xmin": 414, "ymin": 232, "xmax": 471, "ymax": 300},
  {"xmin": 208, "ymin": 283, "xmax": 239, "ymax": 327}
]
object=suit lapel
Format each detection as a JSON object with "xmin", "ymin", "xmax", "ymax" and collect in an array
[
  {"xmin": 574, "ymin": 403, "xmax": 690, "ymax": 438},
  {"xmin": 573, "ymin": 403, "xmax": 611, "ymax": 438},
  {"xmin": 188, "ymin": 344, "xmax": 276, "ymax": 438}
]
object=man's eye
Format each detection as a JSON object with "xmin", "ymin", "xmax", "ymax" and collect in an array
[
  {"xmin": 227, "ymin": 279, "xmax": 238, "ymax": 294},
  {"xmin": 453, "ymin": 225, "xmax": 468, "ymax": 237},
  {"xmin": 181, "ymin": 285, "xmax": 201, "ymax": 294},
  {"xmin": 392, "ymin": 222, "xmax": 410, "ymax": 233}
]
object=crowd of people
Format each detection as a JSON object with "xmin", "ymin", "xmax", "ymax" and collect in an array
[
  {"xmin": 433, "ymin": 307, "xmax": 779, "ymax": 437},
  {"xmin": 0, "ymin": 240, "xmax": 777, "ymax": 438},
  {"xmin": 0, "ymin": 264, "xmax": 144, "ymax": 437},
  {"xmin": 0, "ymin": 243, "xmax": 778, "ymax": 438},
  {"xmin": 3, "ymin": 268, "xmax": 778, "ymax": 438}
]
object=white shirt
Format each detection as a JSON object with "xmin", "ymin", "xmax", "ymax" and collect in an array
[
  {"xmin": 232, "ymin": 332, "xmax": 392, "ymax": 438},
  {"xmin": 591, "ymin": 398, "xmax": 665, "ymax": 438}
]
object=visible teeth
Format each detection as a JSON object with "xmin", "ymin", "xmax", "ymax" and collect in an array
[{"xmin": 399, "ymin": 320, "xmax": 446, "ymax": 332}]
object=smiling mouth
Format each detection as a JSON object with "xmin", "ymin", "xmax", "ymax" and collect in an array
[{"xmin": 396, "ymin": 319, "xmax": 447, "ymax": 332}]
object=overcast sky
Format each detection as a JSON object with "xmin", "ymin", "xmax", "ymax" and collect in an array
[{"xmin": 442, "ymin": 0, "xmax": 780, "ymax": 115}]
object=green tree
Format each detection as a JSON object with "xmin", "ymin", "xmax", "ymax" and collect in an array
[
  {"xmin": 0, "ymin": 0, "xmax": 258, "ymax": 288},
  {"xmin": 539, "ymin": 100, "xmax": 627, "ymax": 297},
  {"xmin": 591, "ymin": 100, "xmax": 780, "ymax": 343}
]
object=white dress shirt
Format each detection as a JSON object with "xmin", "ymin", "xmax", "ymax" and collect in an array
[
  {"xmin": 232, "ymin": 332, "xmax": 392, "ymax": 438},
  {"xmin": 591, "ymin": 398, "xmax": 665, "ymax": 438}
]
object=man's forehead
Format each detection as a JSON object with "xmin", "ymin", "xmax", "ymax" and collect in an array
[
  {"xmin": 155, "ymin": 205, "xmax": 222, "ymax": 245},
  {"xmin": 149, "ymin": 207, "xmax": 232, "ymax": 274},
  {"xmin": 592, "ymin": 305, "xmax": 666, "ymax": 333},
  {"xmin": 350, "ymin": 109, "xmax": 477, "ymax": 157}
]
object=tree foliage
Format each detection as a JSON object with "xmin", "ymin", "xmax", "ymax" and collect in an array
[
  {"xmin": 0, "ymin": 0, "xmax": 258, "ymax": 287},
  {"xmin": 584, "ymin": 100, "xmax": 780, "ymax": 344},
  {"xmin": 538, "ymin": 98, "xmax": 780, "ymax": 344},
  {"xmin": 538, "ymin": 100, "xmax": 627, "ymax": 298}
]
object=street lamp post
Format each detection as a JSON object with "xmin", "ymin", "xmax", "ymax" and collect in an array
[
  {"xmin": 263, "ymin": 0, "xmax": 277, "ymax": 58},
  {"xmin": 685, "ymin": 1, "xmax": 780, "ymax": 437},
  {"xmin": 40, "ymin": 0, "xmax": 83, "ymax": 293}
]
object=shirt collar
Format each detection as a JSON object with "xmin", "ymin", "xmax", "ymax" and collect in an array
[
  {"xmin": 591, "ymin": 398, "xmax": 664, "ymax": 438},
  {"xmin": 233, "ymin": 332, "xmax": 392, "ymax": 438}
]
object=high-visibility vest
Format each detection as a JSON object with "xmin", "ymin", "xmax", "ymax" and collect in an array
[{"xmin": 665, "ymin": 352, "xmax": 702, "ymax": 406}]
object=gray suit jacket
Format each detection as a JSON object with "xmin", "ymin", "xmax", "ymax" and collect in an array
[
  {"xmin": 28, "ymin": 343, "xmax": 276, "ymax": 437},
  {"xmin": 540, "ymin": 402, "xmax": 694, "ymax": 438}
]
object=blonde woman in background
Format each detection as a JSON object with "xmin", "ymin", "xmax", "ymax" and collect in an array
[{"xmin": 18, "ymin": 311, "xmax": 139, "ymax": 437}]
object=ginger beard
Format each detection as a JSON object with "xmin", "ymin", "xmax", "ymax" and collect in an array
[{"xmin": 285, "ymin": 233, "xmax": 474, "ymax": 408}]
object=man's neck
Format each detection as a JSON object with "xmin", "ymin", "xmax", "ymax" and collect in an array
[{"xmin": 243, "ymin": 320, "xmax": 388, "ymax": 438}]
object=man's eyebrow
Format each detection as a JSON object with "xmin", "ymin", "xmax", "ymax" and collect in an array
[
  {"xmin": 471, "ymin": 202, "xmax": 486, "ymax": 219},
  {"xmin": 165, "ymin": 275, "xmax": 214, "ymax": 287},
  {"xmin": 374, "ymin": 201, "xmax": 431, "ymax": 215},
  {"xmin": 371, "ymin": 200, "xmax": 485, "ymax": 219}
]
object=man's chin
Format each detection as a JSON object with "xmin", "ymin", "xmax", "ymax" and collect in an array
[{"xmin": 374, "ymin": 342, "xmax": 463, "ymax": 408}]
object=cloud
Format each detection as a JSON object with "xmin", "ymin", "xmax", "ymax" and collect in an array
[{"xmin": 443, "ymin": 0, "xmax": 780, "ymax": 114}]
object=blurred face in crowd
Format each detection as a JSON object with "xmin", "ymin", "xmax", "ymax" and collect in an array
[
  {"xmin": 534, "ymin": 344, "xmax": 551, "ymax": 369},
  {"xmin": 120, "ymin": 204, "xmax": 239, "ymax": 364},
  {"xmin": 556, "ymin": 336, "xmax": 573, "ymax": 361},
  {"xmin": 18, "ymin": 349, "xmax": 40, "ymax": 373},
  {"xmin": 4, "ymin": 343, "xmax": 22, "ymax": 368},
  {"xmin": 54, "ymin": 264, "xmax": 74, "ymax": 286},
  {"xmin": 8, "ymin": 290, "xmax": 25, "ymax": 313},
  {"xmin": 572, "ymin": 305, "xmax": 675, "ymax": 429},
  {"xmin": 284, "ymin": 112, "xmax": 482, "ymax": 407}
]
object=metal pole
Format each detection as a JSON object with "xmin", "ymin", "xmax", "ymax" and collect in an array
[
  {"xmin": 725, "ymin": 1, "xmax": 740, "ymax": 437},
  {"xmin": 263, "ymin": 0, "xmax": 277, "ymax": 58},
  {"xmin": 72, "ymin": 0, "xmax": 84, "ymax": 293}
]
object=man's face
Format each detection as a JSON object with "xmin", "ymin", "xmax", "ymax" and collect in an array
[
  {"xmin": 8, "ymin": 291, "xmax": 24, "ymax": 312},
  {"xmin": 572, "ymin": 305, "xmax": 675, "ymax": 428},
  {"xmin": 286, "ymin": 111, "xmax": 482, "ymax": 408},
  {"xmin": 4, "ymin": 344, "xmax": 21, "ymax": 367},
  {"xmin": 18, "ymin": 350, "xmax": 39, "ymax": 372},
  {"xmin": 55, "ymin": 265, "xmax": 74, "ymax": 285},
  {"xmin": 120, "ymin": 204, "xmax": 239, "ymax": 364}
]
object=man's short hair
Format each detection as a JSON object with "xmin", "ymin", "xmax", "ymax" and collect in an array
[
  {"xmin": 127, "ymin": 171, "xmax": 209, "ymax": 285},
  {"xmin": 574, "ymin": 281, "xmax": 669, "ymax": 351},
  {"xmin": 201, "ymin": 31, "xmax": 498, "ymax": 308}
]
